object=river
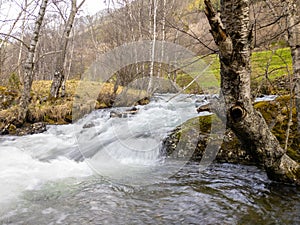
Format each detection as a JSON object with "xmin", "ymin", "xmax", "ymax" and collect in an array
[{"xmin": 0, "ymin": 94, "xmax": 299, "ymax": 224}]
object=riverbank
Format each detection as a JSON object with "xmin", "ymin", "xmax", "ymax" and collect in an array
[
  {"xmin": 0, "ymin": 80, "xmax": 150, "ymax": 135},
  {"xmin": 0, "ymin": 75, "xmax": 295, "ymax": 137},
  {"xmin": 163, "ymin": 95, "xmax": 300, "ymax": 164}
]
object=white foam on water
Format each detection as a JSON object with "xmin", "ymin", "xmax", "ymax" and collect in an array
[
  {"xmin": 0, "ymin": 146, "xmax": 93, "ymax": 205},
  {"xmin": 0, "ymin": 94, "xmax": 209, "ymax": 204}
]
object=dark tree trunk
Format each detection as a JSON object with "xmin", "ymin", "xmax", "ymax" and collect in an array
[
  {"xmin": 18, "ymin": 0, "xmax": 48, "ymax": 122},
  {"xmin": 204, "ymin": 0, "xmax": 300, "ymax": 185}
]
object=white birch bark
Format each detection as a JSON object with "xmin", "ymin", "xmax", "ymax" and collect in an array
[
  {"xmin": 148, "ymin": 0, "xmax": 158, "ymax": 93},
  {"xmin": 50, "ymin": 0, "xmax": 86, "ymax": 98},
  {"xmin": 18, "ymin": 0, "xmax": 48, "ymax": 122},
  {"xmin": 204, "ymin": 0, "xmax": 300, "ymax": 185}
]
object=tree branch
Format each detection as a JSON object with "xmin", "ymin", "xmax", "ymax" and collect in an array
[
  {"xmin": 204, "ymin": 0, "xmax": 232, "ymax": 57},
  {"xmin": 0, "ymin": 33, "xmax": 29, "ymax": 49},
  {"xmin": 165, "ymin": 19, "xmax": 217, "ymax": 53}
]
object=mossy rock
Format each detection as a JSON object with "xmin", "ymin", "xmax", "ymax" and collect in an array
[
  {"xmin": 254, "ymin": 95, "xmax": 300, "ymax": 162},
  {"xmin": 163, "ymin": 96, "xmax": 299, "ymax": 164}
]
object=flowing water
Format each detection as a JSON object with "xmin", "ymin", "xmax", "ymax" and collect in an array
[{"xmin": 0, "ymin": 94, "xmax": 299, "ymax": 224}]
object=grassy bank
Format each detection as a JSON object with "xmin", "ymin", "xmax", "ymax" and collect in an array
[{"xmin": 176, "ymin": 47, "xmax": 292, "ymax": 94}]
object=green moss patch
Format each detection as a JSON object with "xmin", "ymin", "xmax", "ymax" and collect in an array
[{"xmin": 254, "ymin": 95, "xmax": 300, "ymax": 162}]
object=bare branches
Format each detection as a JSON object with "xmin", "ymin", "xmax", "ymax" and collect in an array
[
  {"xmin": 0, "ymin": 32, "xmax": 30, "ymax": 49},
  {"xmin": 165, "ymin": 19, "xmax": 217, "ymax": 53}
]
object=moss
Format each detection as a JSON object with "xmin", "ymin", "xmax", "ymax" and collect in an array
[
  {"xmin": 254, "ymin": 95, "xmax": 300, "ymax": 162},
  {"xmin": 43, "ymin": 115, "xmax": 55, "ymax": 124},
  {"xmin": 96, "ymin": 101, "xmax": 108, "ymax": 109},
  {"xmin": 287, "ymin": 148, "xmax": 300, "ymax": 163}
]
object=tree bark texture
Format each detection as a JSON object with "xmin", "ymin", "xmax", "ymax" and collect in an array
[
  {"xmin": 19, "ymin": 0, "xmax": 48, "ymax": 122},
  {"xmin": 50, "ymin": 0, "xmax": 85, "ymax": 98},
  {"xmin": 287, "ymin": 0, "xmax": 300, "ymax": 137},
  {"xmin": 204, "ymin": 0, "xmax": 300, "ymax": 185}
]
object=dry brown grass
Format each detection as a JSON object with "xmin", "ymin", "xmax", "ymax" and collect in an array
[{"xmin": 1, "ymin": 80, "xmax": 148, "ymax": 128}]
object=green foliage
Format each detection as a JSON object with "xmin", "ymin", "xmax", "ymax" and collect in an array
[
  {"xmin": 207, "ymin": 48, "xmax": 292, "ymax": 82},
  {"xmin": 182, "ymin": 48, "xmax": 293, "ymax": 95}
]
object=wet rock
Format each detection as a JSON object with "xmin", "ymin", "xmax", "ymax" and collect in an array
[
  {"xmin": 110, "ymin": 107, "xmax": 139, "ymax": 118},
  {"xmin": 197, "ymin": 103, "xmax": 211, "ymax": 113},
  {"xmin": 163, "ymin": 95, "xmax": 300, "ymax": 165},
  {"xmin": 1, "ymin": 122, "xmax": 47, "ymax": 136},
  {"xmin": 15, "ymin": 122, "xmax": 47, "ymax": 136},
  {"xmin": 136, "ymin": 97, "xmax": 150, "ymax": 106},
  {"xmin": 162, "ymin": 115, "xmax": 255, "ymax": 165}
]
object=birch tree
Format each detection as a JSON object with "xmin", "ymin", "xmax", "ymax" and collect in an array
[
  {"xmin": 0, "ymin": 0, "xmax": 31, "ymax": 80},
  {"xmin": 204, "ymin": 0, "xmax": 300, "ymax": 185},
  {"xmin": 147, "ymin": 0, "xmax": 158, "ymax": 93},
  {"xmin": 50, "ymin": 0, "xmax": 85, "ymax": 98},
  {"xmin": 18, "ymin": 0, "xmax": 48, "ymax": 122}
]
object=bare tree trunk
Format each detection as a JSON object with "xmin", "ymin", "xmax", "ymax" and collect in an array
[
  {"xmin": 158, "ymin": 0, "xmax": 167, "ymax": 78},
  {"xmin": 0, "ymin": 0, "xmax": 27, "ymax": 80},
  {"xmin": 18, "ymin": 0, "xmax": 48, "ymax": 123},
  {"xmin": 204, "ymin": 0, "xmax": 300, "ymax": 185},
  {"xmin": 148, "ymin": 0, "xmax": 158, "ymax": 93},
  {"xmin": 50, "ymin": 0, "xmax": 85, "ymax": 98},
  {"xmin": 18, "ymin": 0, "xmax": 30, "ymax": 84},
  {"xmin": 286, "ymin": 0, "xmax": 300, "ymax": 137}
]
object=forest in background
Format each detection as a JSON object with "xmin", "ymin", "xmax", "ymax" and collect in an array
[
  {"xmin": 0, "ymin": 0, "xmax": 295, "ymax": 88},
  {"xmin": 0, "ymin": 0, "xmax": 299, "ymax": 132}
]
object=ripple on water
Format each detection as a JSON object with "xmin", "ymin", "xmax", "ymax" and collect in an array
[{"xmin": 1, "ymin": 162, "xmax": 299, "ymax": 225}]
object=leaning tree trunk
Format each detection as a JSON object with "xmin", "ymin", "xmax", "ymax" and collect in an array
[
  {"xmin": 287, "ymin": 0, "xmax": 300, "ymax": 137},
  {"xmin": 50, "ymin": 0, "xmax": 85, "ymax": 98},
  {"xmin": 204, "ymin": 0, "xmax": 300, "ymax": 185},
  {"xmin": 19, "ymin": 0, "xmax": 48, "ymax": 122}
]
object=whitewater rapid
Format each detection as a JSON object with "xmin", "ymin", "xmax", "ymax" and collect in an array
[{"xmin": 0, "ymin": 94, "xmax": 206, "ymax": 208}]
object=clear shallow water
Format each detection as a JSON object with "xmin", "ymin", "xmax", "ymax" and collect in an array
[
  {"xmin": 0, "ymin": 94, "xmax": 299, "ymax": 224},
  {"xmin": 1, "ymin": 163, "xmax": 300, "ymax": 225}
]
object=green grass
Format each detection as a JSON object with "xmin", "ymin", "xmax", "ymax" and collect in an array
[
  {"xmin": 176, "ymin": 48, "xmax": 293, "ymax": 94},
  {"xmin": 251, "ymin": 48, "xmax": 292, "ymax": 80},
  {"xmin": 207, "ymin": 47, "xmax": 292, "ymax": 81}
]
